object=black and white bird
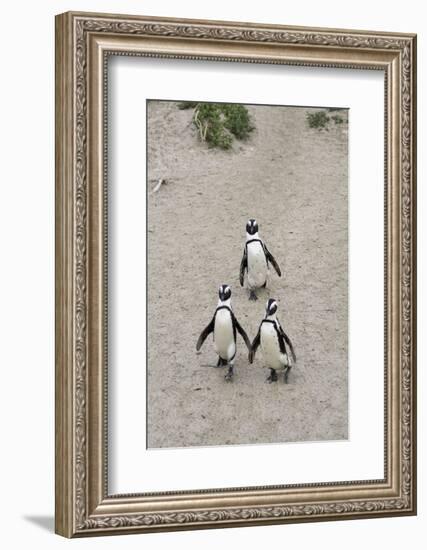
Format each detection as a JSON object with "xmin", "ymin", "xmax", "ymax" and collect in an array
[
  {"xmin": 196, "ymin": 285, "xmax": 251, "ymax": 381},
  {"xmin": 249, "ymin": 298, "xmax": 296, "ymax": 383},
  {"xmin": 239, "ymin": 219, "xmax": 282, "ymax": 301}
]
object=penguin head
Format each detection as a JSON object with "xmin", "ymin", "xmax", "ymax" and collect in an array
[
  {"xmin": 266, "ymin": 298, "xmax": 278, "ymax": 317},
  {"xmin": 218, "ymin": 284, "xmax": 232, "ymax": 302},
  {"xmin": 246, "ymin": 218, "xmax": 259, "ymax": 236}
]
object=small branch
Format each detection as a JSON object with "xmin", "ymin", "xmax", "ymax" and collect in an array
[{"xmin": 152, "ymin": 179, "xmax": 166, "ymax": 193}]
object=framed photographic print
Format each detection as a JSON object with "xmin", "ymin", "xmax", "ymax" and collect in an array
[{"xmin": 55, "ymin": 11, "xmax": 417, "ymax": 537}]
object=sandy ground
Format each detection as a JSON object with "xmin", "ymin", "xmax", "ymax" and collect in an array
[{"xmin": 147, "ymin": 101, "xmax": 348, "ymax": 448}]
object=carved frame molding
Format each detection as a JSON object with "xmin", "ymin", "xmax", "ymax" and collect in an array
[{"xmin": 55, "ymin": 11, "xmax": 416, "ymax": 537}]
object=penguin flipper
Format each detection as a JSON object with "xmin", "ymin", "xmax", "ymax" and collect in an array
[
  {"xmin": 196, "ymin": 315, "xmax": 215, "ymax": 351},
  {"xmin": 283, "ymin": 333, "xmax": 296, "ymax": 364},
  {"xmin": 264, "ymin": 244, "xmax": 282, "ymax": 277},
  {"xmin": 249, "ymin": 326, "xmax": 261, "ymax": 363},
  {"xmin": 278, "ymin": 323, "xmax": 296, "ymax": 363},
  {"xmin": 232, "ymin": 313, "xmax": 251, "ymax": 352},
  {"xmin": 276, "ymin": 329, "xmax": 287, "ymax": 356},
  {"xmin": 239, "ymin": 247, "xmax": 247, "ymax": 286}
]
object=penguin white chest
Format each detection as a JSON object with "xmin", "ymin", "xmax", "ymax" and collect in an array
[
  {"xmin": 214, "ymin": 310, "xmax": 235, "ymax": 361},
  {"xmin": 247, "ymin": 241, "xmax": 267, "ymax": 288},
  {"xmin": 260, "ymin": 322, "xmax": 288, "ymax": 369}
]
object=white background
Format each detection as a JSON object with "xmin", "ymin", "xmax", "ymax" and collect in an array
[
  {"xmin": 110, "ymin": 59, "xmax": 384, "ymax": 493},
  {"xmin": 0, "ymin": 1, "xmax": 424, "ymax": 549}
]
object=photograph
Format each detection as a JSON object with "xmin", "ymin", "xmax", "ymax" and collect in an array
[{"xmin": 146, "ymin": 99, "xmax": 349, "ymax": 449}]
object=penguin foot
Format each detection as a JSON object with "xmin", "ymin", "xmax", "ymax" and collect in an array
[
  {"xmin": 225, "ymin": 366, "xmax": 234, "ymax": 382},
  {"xmin": 284, "ymin": 366, "xmax": 291, "ymax": 384},
  {"xmin": 249, "ymin": 290, "xmax": 258, "ymax": 301},
  {"xmin": 266, "ymin": 368, "xmax": 278, "ymax": 383}
]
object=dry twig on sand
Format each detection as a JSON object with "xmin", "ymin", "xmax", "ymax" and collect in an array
[{"xmin": 152, "ymin": 178, "xmax": 167, "ymax": 193}]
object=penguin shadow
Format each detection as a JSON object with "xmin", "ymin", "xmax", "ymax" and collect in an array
[
  {"xmin": 198, "ymin": 360, "xmax": 249, "ymax": 384},
  {"xmin": 199, "ymin": 362, "xmax": 222, "ymax": 369},
  {"xmin": 199, "ymin": 362, "xmax": 235, "ymax": 383},
  {"xmin": 256, "ymin": 358, "xmax": 304, "ymax": 387},
  {"xmin": 283, "ymin": 365, "xmax": 305, "ymax": 387},
  {"xmin": 247, "ymin": 286, "xmax": 270, "ymax": 304},
  {"xmin": 198, "ymin": 361, "xmax": 303, "ymax": 387}
]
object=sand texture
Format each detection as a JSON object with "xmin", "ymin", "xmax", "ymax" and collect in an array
[{"xmin": 147, "ymin": 101, "xmax": 348, "ymax": 448}]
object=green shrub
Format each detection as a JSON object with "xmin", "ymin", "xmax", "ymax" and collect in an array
[
  {"xmin": 306, "ymin": 110, "xmax": 330, "ymax": 130},
  {"xmin": 178, "ymin": 101, "xmax": 199, "ymax": 110},
  {"xmin": 178, "ymin": 101, "xmax": 254, "ymax": 149},
  {"xmin": 307, "ymin": 109, "xmax": 347, "ymax": 130},
  {"xmin": 195, "ymin": 103, "xmax": 232, "ymax": 149},
  {"xmin": 222, "ymin": 104, "xmax": 255, "ymax": 140}
]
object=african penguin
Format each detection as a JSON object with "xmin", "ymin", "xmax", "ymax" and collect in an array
[
  {"xmin": 249, "ymin": 298, "xmax": 296, "ymax": 383},
  {"xmin": 239, "ymin": 219, "xmax": 282, "ymax": 301},
  {"xmin": 196, "ymin": 285, "xmax": 251, "ymax": 381}
]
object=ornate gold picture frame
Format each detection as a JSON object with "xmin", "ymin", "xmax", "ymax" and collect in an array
[{"xmin": 55, "ymin": 11, "xmax": 417, "ymax": 537}]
